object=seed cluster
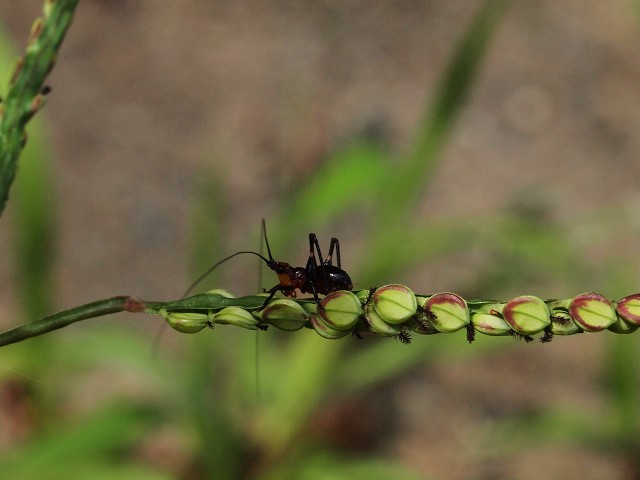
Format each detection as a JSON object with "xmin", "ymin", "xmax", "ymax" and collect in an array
[
  {"xmin": 0, "ymin": 0, "xmax": 79, "ymax": 213},
  {"xmin": 161, "ymin": 287, "xmax": 640, "ymax": 344}
]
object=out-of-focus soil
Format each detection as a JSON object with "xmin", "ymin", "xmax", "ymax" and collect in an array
[{"xmin": 1, "ymin": 1, "xmax": 639, "ymax": 479}]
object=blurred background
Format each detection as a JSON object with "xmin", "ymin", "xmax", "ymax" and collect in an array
[{"xmin": 1, "ymin": 0, "xmax": 640, "ymax": 478}]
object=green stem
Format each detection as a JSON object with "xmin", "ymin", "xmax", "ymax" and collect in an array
[
  {"xmin": 0, "ymin": 290, "xmax": 638, "ymax": 348},
  {"xmin": 0, "ymin": 296, "xmax": 139, "ymax": 347},
  {"xmin": 0, "ymin": 0, "xmax": 79, "ymax": 215}
]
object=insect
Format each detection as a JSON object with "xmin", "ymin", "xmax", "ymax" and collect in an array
[{"xmin": 184, "ymin": 220, "xmax": 354, "ymax": 309}]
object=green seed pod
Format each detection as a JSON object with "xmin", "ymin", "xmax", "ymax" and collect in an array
[
  {"xmin": 549, "ymin": 311, "xmax": 581, "ymax": 335},
  {"xmin": 474, "ymin": 302, "xmax": 506, "ymax": 314},
  {"xmin": 423, "ymin": 292, "xmax": 470, "ymax": 333},
  {"xmin": 161, "ymin": 309, "xmax": 209, "ymax": 334},
  {"xmin": 356, "ymin": 289, "xmax": 372, "ymax": 304},
  {"xmin": 616, "ymin": 294, "xmax": 640, "ymax": 325},
  {"xmin": 261, "ymin": 298, "xmax": 309, "ymax": 331},
  {"xmin": 310, "ymin": 314, "xmax": 351, "ymax": 340},
  {"xmin": 319, "ymin": 291, "xmax": 362, "ymax": 331},
  {"xmin": 366, "ymin": 308, "xmax": 403, "ymax": 337},
  {"xmin": 212, "ymin": 307, "xmax": 260, "ymax": 330},
  {"xmin": 546, "ymin": 298, "xmax": 571, "ymax": 313},
  {"xmin": 502, "ymin": 295, "xmax": 550, "ymax": 335},
  {"xmin": 415, "ymin": 295, "xmax": 429, "ymax": 307},
  {"xmin": 569, "ymin": 292, "xmax": 617, "ymax": 332},
  {"xmin": 373, "ymin": 284, "xmax": 417, "ymax": 324},
  {"xmin": 472, "ymin": 312, "xmax": 512, "ymax": 336},
  {"xmin": 205, "ymin": 288, "xmax": 236, "ymax": 298},
  {"xmin": 607, "ymin": 316, "xmax": 639, "ymax": 334},
  {"xmin": 299, "ymin": 301, "xmax": 320, "ymax": 315}
]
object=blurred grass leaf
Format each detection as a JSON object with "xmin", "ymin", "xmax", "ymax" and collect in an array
[
  {"xmin": 235, "ymin": 0, "xmax": 514, "ymax": 473},
  {"xmin": 0, "ymin": 403, "xmax": 163, "ymax": 479},
  {"xmin": 266, "ymin": 450, "xmax": 427, "ymax": 480}
]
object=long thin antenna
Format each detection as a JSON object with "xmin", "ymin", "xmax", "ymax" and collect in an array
[
  {"xmin": 153, "ymin": 243, "xmax": 270, "ymax": 356},
  {"xmin": 182, "ymin": 250, "xmax": 269, "ymax": 298},
  {"xmin": 261, "ymin": 219, "xmax": 274, "ymax": 261},
  {"xmin": 257, "ymin": 220, "xmax": 266, "ymax": 292},
  {"xmin": 255, "ymin": 220, "xmax": 269, "ymax": 405}
]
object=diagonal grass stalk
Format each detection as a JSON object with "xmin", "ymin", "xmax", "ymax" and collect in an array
[
  {"xmin": 1, "ymin": 289, "xmax": 638, "ymax": 348},
  {"xmin": 0, "ymin": 0, "xmax": 79, "ymax": 215}
]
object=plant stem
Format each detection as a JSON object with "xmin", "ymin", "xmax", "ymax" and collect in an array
[
  {"xmin": 0, "ymin": 296, "xmax": 138, "ymax": 348},
  {"xmin": 0, "ymin": 290, "xmax": 638, "ymax": 348}
]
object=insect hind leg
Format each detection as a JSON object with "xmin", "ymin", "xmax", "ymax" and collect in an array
[
  {"xmin": 307, "ymin": 233, "xmax": 324, "ymax": 265},
  {"xmin": 326, "ymin": 237, "xmax": 341, "ymax": 267},
  {"xmin": 306, "ymin": 233, "xmax": 327, "ymax": 304}
]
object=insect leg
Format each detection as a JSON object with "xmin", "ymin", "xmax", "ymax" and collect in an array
[
  {"xmin": 326, "ymin": 237, "xmax": 341, "ymax": 267},
  {"xmin": 308, "ymin": 233, "xmax": 325, "ymax": 265},
  {"xmin": 261, "ymin": 284, "xmax": 289, "ymax": 310},
  {"xmin": 306, "ymin": 233, "xmax": 325, "ymax": 303}
]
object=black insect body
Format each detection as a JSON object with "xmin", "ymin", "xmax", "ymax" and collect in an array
[
  {"xmin": 267, "ymin": 233, "xmax": 353, "ymax": 303},
  {"xmin": 184, "ymin": 222, "xmax": 353, "ymax": 309}
]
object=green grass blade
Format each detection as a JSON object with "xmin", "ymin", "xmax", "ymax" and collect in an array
[
  {"xmin": 272, "ymin": 139, "xmax": 389, "ymax": 241},
  {"xmin": 0, "ymin": 11, "xmax": 57, "ymax": 324},
  {"xmin": 384, "ymin": 0, "xmax": 511, "ymax": 216}
]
